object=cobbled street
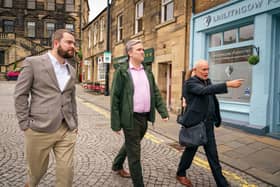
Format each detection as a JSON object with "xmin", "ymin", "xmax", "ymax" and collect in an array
[{"xmin": 0, "ymin": 81, "xmax": 272, "ymax": 187}]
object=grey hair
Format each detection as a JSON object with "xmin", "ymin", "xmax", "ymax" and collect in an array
[{"xmin": 125, "ymin": 39, "xmax": 142, "ymax": 54}]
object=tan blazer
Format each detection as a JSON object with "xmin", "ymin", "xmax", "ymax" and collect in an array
[{"xmin": 14, "ymin": 54, "xmax": 78, "ymax": 132}]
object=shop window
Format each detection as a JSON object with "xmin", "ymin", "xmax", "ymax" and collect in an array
[
  {"xmin": 209, "ymin": 47, "xmax": 252, "ymax": 103},
  {"xmin": 27, "ymin": 22, "xmax": 36, "ymax": 37},
  {"xmin": 208, "ymin": 24, "xmax": 254, "ymax": 103},
  {"xmin": 97, "ymin": 62, "xmax": 106, "ymax": 81},
  {"xmin": 65, "ymin": 23, "xmax": 74, "ymax": 32},
  {"xmin": 117, "ymin": 14, "xmax": 123, "ymax": 42},
  {"xmin": 46, "ymin": 0, "xmax": 55, "ymax": 10},
  {"xmin": 239, "ymin": 24, "xmax": 254, "ymax": 42},
  {"xmin": 3, "ymin": 20, "xmax": 14, "ymax": 33},
  {"xmin": 3, "ymin": 0, "xmax": 12, "ymax": 7},
  {"xmin": 45, "ymin": 23, "xmax": 55, "ymax": 38},
  {"xmin": 27, "ymin": 0, "xmax": 36, "ymax": 9},
  {"xmin": 161, "ymin": 0, "xmax": 174, "ymax": 23},
  {"xmin": 224, "ymin": 29, "xmax": 237, "ymax": 45},
  {"xmin": 135, "ymin": 1, "xmax": 143, "ymax": 34},
  {"xmin": 210, "ymin": 32, "xmax": 222, "ymax": 47},
  {"xmin": 65, "ymin": 0, "xmax": 74, "ymax": 12},
  {"xmin": 209, "ymin": 24, "xmax": 254, "ymax": 47}
]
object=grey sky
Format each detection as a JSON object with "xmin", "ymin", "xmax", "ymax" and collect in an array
[{"xmin": 88, "ymin": 0, "xmax": 107, "ymax": 21}]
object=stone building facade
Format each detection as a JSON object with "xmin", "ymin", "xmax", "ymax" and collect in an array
[
  {"xmin": 112, "ymin": 0, "xmax": 192, "ymax": 112},
  {"xmin": 81, "ymin": 0, "xmax": 229, "ymax": 113},
  {"xmin": 81, "ymin": 8, "xmax": 107, "ymax": 85},
  {"xmin": 0, "ymin": 0, "xmax": 88, "ymax": 79}
]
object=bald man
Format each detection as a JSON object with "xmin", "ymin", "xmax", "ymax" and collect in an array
[{"xmin": 176, "ymin": 60, "xmax": 243, "ymax": 187}]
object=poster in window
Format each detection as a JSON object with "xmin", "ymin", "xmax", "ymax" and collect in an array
[{"xmin": 209, "ymin": 46, "xmax": 252, "ymax": 103}]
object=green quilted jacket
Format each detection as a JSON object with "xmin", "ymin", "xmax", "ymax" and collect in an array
[{"xmin": 111, "ymin": 63, "xmax": 169, "ymax": 131}]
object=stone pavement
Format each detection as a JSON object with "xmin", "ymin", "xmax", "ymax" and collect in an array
[
  {"xmin": 0, "ymin": 81, "xmax": 277, "ymax": 187},
  {"xmin": 77, "ymin": 84, "xmax": 280, "ymax": 187}
]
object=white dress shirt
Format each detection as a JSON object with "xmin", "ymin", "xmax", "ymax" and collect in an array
[{"xmin": 48, "ymin": 53, "xmax": 70, "ymax": 92}]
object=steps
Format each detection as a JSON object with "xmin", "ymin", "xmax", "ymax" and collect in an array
[{"xmin": 0, "ymin": 73, "xmax": 7, "ymax": 81}]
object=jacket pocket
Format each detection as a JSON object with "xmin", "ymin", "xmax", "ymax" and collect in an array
[
  {"xmin": 183, "ymin": 110, "xmax": 203, "ymax": 127},
  {"xmin": 30, "ymin": 107, "xmax": 49, "ymax": 114}
]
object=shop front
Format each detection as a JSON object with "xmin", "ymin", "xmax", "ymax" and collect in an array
[
  {"xmin": 112, "ymin": 48, "xmax": 154, "ymax": 69},
  {"xmin": 190, "ymin": 0, "xmax": 280, "ymax": 136}
]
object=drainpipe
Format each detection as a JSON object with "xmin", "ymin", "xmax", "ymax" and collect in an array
[
  {"xmin": 104, "ymin": 0, "xmax": 111, "ymax": 96},
  {"xmin": 192, "ymin": 0, "xmax": 195, "ymax": 13},
  {"xmin": 179, "ymin": 0, "xmax": 190, "ymax": 113}
]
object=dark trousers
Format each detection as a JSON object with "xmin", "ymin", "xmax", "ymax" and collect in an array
[
  {"xmin": 176, "ymin": 121, "xmax": 228, "ymax": 187},
  {"xmin": 112, "ymin": 113, "xmax": 148, "ymax": 187}
]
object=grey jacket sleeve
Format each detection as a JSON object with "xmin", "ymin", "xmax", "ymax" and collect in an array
[{"xmin": 14, "ymin": 59, "xmax": 33, "ymax": 130}]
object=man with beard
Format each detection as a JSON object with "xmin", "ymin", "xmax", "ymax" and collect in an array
[{"xmin": 14, "ymin": 29, "xmax": 78, "ymax": 187}]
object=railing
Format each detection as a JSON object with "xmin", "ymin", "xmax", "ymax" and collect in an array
[
  {"xmin": 16, "ymin": 37, "xmax": 46, "ymax": 55},
  {"xmin": 0, "ymin": 65, "xmax": 7, "ymax": 73},
  {"xmin": 0, "ymin": 33, "xmax": 15, "ymax": 40},
  {"xmin": 2, "ymin": 48, "xmax": 50, "ymax": 73}
]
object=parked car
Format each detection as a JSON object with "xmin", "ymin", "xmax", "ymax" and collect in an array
[{"xmin": 6, "ymin": 68, "xmax": 22, "ymax": 81}]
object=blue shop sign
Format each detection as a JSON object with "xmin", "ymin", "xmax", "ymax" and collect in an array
[{"xmin": 195, "ymin": 0, "xmax": 280, "ymax": 31}]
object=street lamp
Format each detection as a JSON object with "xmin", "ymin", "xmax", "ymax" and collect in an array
[{"xmin": 104, "ymin": 0, "xmax": 111, "ymax": 96}]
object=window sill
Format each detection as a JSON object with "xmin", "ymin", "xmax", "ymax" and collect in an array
[
  {"xmin": 155, "ymin": 18, "xmax": 176, "ymax": 30},
  {"xmin": 115, "ymin": 40, "xmax": 124, "ymax": 45},
  {"xmin": 130, "ymin": 31, "xmax": 144, "ymax": 39}
]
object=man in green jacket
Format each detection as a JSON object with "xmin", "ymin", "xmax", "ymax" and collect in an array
[{"xmin": 111, "ymin": 39, "xmax": 169, "ymax": 187}]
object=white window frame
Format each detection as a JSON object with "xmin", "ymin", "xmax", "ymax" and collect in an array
[
  {"xmin": 135, "ymin": 1, "xmax": 143, "ymax": 34},
  {"xmin": 46, "ymin": 0, "xmax": 55, "ymax": 10},
  {"xmin": 88, "ymin": 30, "xmax": 91, "ymax": 48},
  {"xmin": 65, "ymin": 23, "xmax": 74, "ymax": 32},
  {"xmin": 46, "ymin": 22, "xmax": 55, "ymax": 38},
  {"xmin": 27, "ymin": 0, "xmax": 35, "ymax": 9},
  {"xmin": 65, "ymin": 0, "xmax": 74, "ymax": 12},
  {"xmin": 117, "ymin": 14, "xmax": 123, "ymax": 42},
  {"xmin": 93, "ymin": 23, "xmax": 98, "ymax": 46},
  {"xmin": 27, "ymin": 22, "xmax": 36, "ymax": 37},
  {"xmin": 161, "ymin": 0, "xmax": 174, "ymax": 23},
  {"xmin": 99, "ymin": 18, "xmax": 104, "ymax": 42},
  {"xmin": 3, "ymin": 0, "xmax": 13, "ymax": 7},
  {"xmin": 97, "ymin": 62, "xmax": 106, "ymax": 81}
]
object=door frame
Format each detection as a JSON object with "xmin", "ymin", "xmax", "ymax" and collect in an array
[{"xmin": 269, "ymin": 15, "xmax": 280, "ymax": 137}]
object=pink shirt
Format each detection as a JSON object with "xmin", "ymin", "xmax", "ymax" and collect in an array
[{"xmin": 129, "ymin": 63, "xmax": 151, "ymax": 113}]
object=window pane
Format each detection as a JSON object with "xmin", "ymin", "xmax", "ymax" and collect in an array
[
  {"xmin": 27, "ymin": 22, "xmax": 36, "ymax": 37},
  {"xmin": 4, "ymin": 0, "xmax": 13, "ymax": 7},
  {"xmin": 98, "ymin": 63, "xmax": 106, "ymax": 80},
  {"xmin": 27, "ymin": 0, "xmax": 35, "ymax": 9},
  {"xmin": 117, "ymin": 15, "xmax": 123, "ymax": 41},
  {"xmin": 210, "ymin": 33, "xmax": 222, "ymax": 47},
  {"xmin": 66, "ymin": 0, "xmax": 74, "ymax": 11},
  {"xmin": 4, "ymin": 20, "xmax": 14, "ymax": 33},
  {"xmin": 46, "ymin": 23, "xmax": 55, "ymax": 37},
  {"xmin": 209, "ymin": 46, "xmax": 252, "ymax": 103},
  {"xmin": 65, "ymin": 24, "xmax": 74, "ymax": 32},
  {"xmin": 165, "ymin": 2, "xmax": 173, "ymax": 21},
  {"xmin": 137, "ymin": 18, "xmax": 143, "ymax": 32},
  {"xmin": 119, "ymin": 15, "xmax": 123, "ymax": 26},
  {"xmin": 224, "ymin": 29, "xmax": 237, "ymax": 45},
  {"xmin": 239, "ymin": 24, "xmax": 254, "ymax": 42},
  {"xmin": 137, "ymin": 2, "xmax": 143, "ymax": 18},
  {"xmin": 47, "ymin": 0, "xmax": 55, "ymax": 10}
]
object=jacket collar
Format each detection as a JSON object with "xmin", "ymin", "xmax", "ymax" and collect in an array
[{"xmin": 193, "ymin": 75, "xmax": 211, "ymax": 85}]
